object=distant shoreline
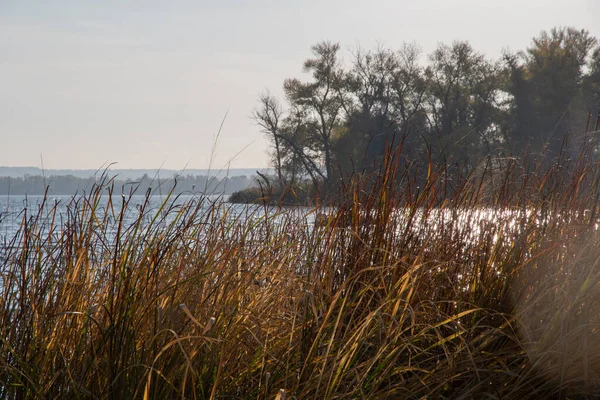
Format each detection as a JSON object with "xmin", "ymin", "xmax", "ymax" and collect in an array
[
  {"xmin": 0, "ymin": 166, "xmax": 273, "ymax": 180},
  {"xmin": 0, "ymin": 173, "xmax": 258, "ymax": 196}
]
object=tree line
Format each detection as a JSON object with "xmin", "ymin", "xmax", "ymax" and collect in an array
[
  {"xmin": 0, "ymin": 174, "xmax": 252, "ymax": 195},
  {"xmin": 255, "ymin": 27, "xmax": 600, "ymax": 190}
]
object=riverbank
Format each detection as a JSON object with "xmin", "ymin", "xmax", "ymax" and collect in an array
[{"xmin": 229, "ymin": 182, "xmax": 318, "ymax": 206}]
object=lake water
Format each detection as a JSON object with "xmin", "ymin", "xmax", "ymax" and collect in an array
[
  {"xmin": 0, "ymin": 194, "xmax": 224, "ymax": 245},
  {"xmin": 1, "ymin": 192, "xmax": 593, "ymax": 262},
  {"xmin": 0, "ymin": 193, "xmax": 320, "ymax": 255}
]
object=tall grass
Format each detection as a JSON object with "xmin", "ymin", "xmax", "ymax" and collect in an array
[{"xmin": 3, "ymin": 131, "xmax": 600, "ymax": 398}]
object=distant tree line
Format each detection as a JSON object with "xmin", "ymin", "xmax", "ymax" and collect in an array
[
  {"xmin": 0, "ymin": 174, "xmax": 252, "ymax": 195},
  {"xmin": 255, "ymin": 27, "xmax": 600, "ymax": 190}
]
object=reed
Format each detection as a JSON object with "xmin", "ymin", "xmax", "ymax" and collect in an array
[{"xmin": 2, "ymin": 134, "xmax": 600, "ymax": 398}]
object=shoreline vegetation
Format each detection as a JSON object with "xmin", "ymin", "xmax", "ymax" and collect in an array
[
  {"xmin": 229, "ymin": 182, "xmax": 317, "ymax": 206},
  {"xmin": 229, "ymin": 27, "xmax": 600, "ymax": 207},
  {"xmin": 4, "ymin": 135, "xmax": 600, "ymax": 398}
]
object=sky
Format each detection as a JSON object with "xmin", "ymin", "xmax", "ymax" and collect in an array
[{"xmin": 1, "ymin": 0, "xmax": 599, "ymax": 170}]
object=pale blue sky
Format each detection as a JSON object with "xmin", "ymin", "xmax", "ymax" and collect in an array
[{"xmin": 1, "ymin": 0, "xmax": 599, "ymax": 169}]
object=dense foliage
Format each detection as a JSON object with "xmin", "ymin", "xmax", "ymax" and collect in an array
[{"xmin": 255, "ymin": 27, "xmax": 600, "ymax": 191}]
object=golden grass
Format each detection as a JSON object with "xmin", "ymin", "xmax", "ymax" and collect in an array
[{"xmin": 2, "ymin": 139, "xmax": 600, "ymax": 398}]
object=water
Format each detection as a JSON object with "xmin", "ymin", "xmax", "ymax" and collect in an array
[
  {"xmin": 0, "ymin": 193, "xmax": 320, "ymax": 254},
  {"xmin": 1, "ymin": 193, "xmax": 594, "ymax": 262},
  {"xmin": 0, "ymin": 193, "xmax": 568, "ymax": 244},
  {"xmin": 0, "ymin": 194, "xmax": 231, "ymax": 250}
]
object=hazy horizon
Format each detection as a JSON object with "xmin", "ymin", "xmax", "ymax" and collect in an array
[
  {"xmin": 2, "ymin": 0, "xmax": 599, "ymax": 170},
  {"xmin": 0, "ymin": 166, "xmax": 273, "ymax": 180}
]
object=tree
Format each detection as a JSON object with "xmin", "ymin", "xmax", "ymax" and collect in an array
[
  {"xmin": 254, "ymin": 93, "xmax": 285, "ymax": 184},
  {"xmin": 341, "ymin": 43, "xmax": 428, "ymax": 172},
  {"xmin": 504, "ymin": 51, "xmax": 536, "ymax": 149},
  {"xmin": 583, "ymin": 46, "xmax": 600, "ymax": 122},
  {"xmin": 508, "ymin": 28, "xmax": 598, "ymax": 154},
  {"xmin": 424, "ymin": 41, "xmax": 506, "ymax": 163},
  {"xmin": 283, "ymin": 41, "xmax": 346, "ymax": 187}
]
